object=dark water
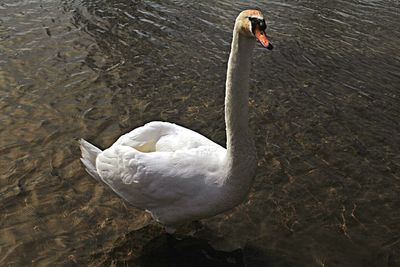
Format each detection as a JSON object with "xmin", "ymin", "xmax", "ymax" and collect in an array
[{"xmin": 1, "ymin": 0, "xmax": 399, "ymax": 266}]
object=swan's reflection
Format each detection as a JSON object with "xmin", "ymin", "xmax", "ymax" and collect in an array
[{"xmin": 137, "ymin": 233, "xmax": 245, "ymax": 267}]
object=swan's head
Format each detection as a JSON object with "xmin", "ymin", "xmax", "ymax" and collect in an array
[{"xmin": 235, "ymin": 9, "xmax": 273, "ymax": 50}]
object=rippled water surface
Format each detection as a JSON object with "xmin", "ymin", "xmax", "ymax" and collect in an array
[{"xmin": 1, "ymin": 0, "xmax": 399, "ymax": 266}]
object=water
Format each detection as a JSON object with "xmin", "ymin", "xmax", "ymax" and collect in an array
[{"xmin": 0, "ymin": 0, "xmax": 399, "ymax": 266}]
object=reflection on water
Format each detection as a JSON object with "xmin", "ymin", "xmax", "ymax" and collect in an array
[{"xmin": 1, "ymin": 0, "xmax": 399, "ymax": 265}]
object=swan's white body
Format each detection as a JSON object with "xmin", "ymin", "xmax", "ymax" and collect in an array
[{"xmin": 80, "ymin": 10, "xmax": 272, "ymax": 230}]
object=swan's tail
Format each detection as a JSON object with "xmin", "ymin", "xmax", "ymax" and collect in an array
[{"xmin": 79, "ymin": 139, "xmax": 102, "ymax": 181}]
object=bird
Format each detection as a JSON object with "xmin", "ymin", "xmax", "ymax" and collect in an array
[{"xmin": 79, "ymin": 9, "xmax": 273, "ymax": 233}]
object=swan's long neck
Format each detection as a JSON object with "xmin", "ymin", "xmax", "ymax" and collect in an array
[{"xmin": 225, "ymin": 27, "xmax": 257, "ymax": 175}]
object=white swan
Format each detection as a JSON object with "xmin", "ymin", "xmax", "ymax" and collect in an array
[{"xmin": 80, "ymin": 9, "xmax": 273, "ymax": 232}]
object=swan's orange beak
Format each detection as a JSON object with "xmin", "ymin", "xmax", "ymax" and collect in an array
[{"xmin": 255, "ymin": 26, "xmax": 273, "ymax": 50}]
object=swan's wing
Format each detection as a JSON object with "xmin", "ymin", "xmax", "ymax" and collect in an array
[
  {"xmin": 113, "ymin": 121, "xmax": 223, "ymax": 153},
  {"xmin": 95, "ymin": 144, "xmax": 226, "ymax": 208}
]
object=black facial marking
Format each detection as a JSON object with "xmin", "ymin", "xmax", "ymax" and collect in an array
[{"xmin": 248, "ymin": 17, "xmax": 267, "ymax": 34}]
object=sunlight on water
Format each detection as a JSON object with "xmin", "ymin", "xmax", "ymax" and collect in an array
[{"xmin": 0, "ymin": 0, "xmax": 399, "ymax": 266}]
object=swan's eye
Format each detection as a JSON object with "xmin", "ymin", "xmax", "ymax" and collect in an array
[
  {"xmin": 248, "ymin": 17, "xmax": 267, "ymax": 34},
  {"xmin": 259, "ymin": 19, "xmax": 267, "ymax": 31}
]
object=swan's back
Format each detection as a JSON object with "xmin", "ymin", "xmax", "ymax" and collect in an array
[{"xmin": 113, "ymin": 121, "xmax": 223, "ymax": 153}]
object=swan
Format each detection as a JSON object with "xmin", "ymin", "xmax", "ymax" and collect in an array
[{"xmin": 79, "ymin": 9, "xmax": 273, "ymax": 233}]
